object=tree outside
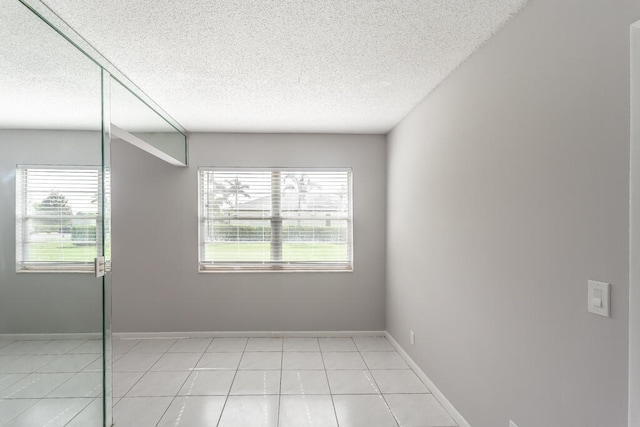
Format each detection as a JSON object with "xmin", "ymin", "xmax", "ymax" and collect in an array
[
  {"xmin": 224, "ymin": 177, "xmax": 250, "ymax": 210},
  {"xmin": 33, "ymin": 191, "xmax": 73, "ymax": 233},
  {"xmin": 283, "ymin": 173, "xmax": 319, "ymax": 224}
]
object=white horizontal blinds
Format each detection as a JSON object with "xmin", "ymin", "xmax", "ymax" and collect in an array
[
  {"xmin": 201, "ymin": 170, "xmax": 273, "ymax": 264},
  {"xmin": 280, "ymin": 171, "xmax": 351, "ymax": 264},
  {"xmin": 16, "ymin": 167, "xmax": 100, "ymax": 270},
  {"xmin": 101, "ymin": 168, "xmax": 112, "ymax": 262},
  {"xmin": 199, "ymin": 168, "xmax": 352, "ymax": 270}
]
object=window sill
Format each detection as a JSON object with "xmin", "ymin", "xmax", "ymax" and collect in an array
[
  {"xmin": 16, "ymin": 263, "xmax": 111, "ymax": 274},
  {"xmin": 199, "ymin": 265, "xmax": 353, "ymax": 273},
  {"xmin": 17, "ymin": 268, "xmax": 94, "ymax": 274}
]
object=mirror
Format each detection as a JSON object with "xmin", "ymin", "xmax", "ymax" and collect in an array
[
  {"xmin": 0, "ymin": 0, "xmax": 106, "ymax": 425},
  {"xmin": 1, "ymin": 1, "xmax": 189, "ymax": 425}
]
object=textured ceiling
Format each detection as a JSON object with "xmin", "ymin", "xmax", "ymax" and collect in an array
[
  {"xmin": 9, "ymin": 0, "xmax": 529, "ymax": 133},
  {"xmin": 0, "ymin": 0, "xmax": 102, "ymax": 130}
]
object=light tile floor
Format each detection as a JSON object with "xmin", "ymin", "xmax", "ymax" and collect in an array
[
  {"xmin": 111, "ymin": 336, "xmax": 458, "ymax": 427},
  {"xmin": 0, "ymin": 336, "xmax": 459, "ymax": 427},
  {"xmin": 0, "ymin": 337, "xmax": 103, "ymax": 427}
]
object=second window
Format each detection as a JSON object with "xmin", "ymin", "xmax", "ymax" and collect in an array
[{"xmin": 198, "ymin": 168, "xmax": 353, "ymax": 272}]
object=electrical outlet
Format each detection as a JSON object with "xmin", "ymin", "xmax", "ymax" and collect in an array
[
  {"xmin": 410, "ymin": 330, "xmax": 415, "ymax": 346},
  {"xmin": 509, "ymin": 420, "xmax": 518, "ymax": 427}
]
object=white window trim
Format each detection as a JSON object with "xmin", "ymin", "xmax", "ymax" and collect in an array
[{"xmin": 198, "ymin": 167, "xmax": 354, "ymax": 273}]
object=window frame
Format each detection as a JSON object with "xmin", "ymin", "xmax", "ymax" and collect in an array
[
  {"xmin": 15, "ymin": 165, "xmax": 103, "ymax": 273},
  {"xmin": 198, "ymin": 167, "xmax": 354, "ymax": 273}
]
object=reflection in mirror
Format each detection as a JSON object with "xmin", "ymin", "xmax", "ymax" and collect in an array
[
  {"xmin": 0, "ymin": 1, "xmax": 105, "ymax": 425},
  {"xmin": 110, "ymin": 78, "xmax": 187, "ymax": 166}
]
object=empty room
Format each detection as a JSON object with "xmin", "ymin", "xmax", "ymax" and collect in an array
[{"xmin": 2, "ymin": 0, "xmax": 640, "ymax": 426}]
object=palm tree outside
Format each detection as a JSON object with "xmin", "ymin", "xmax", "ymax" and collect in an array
[
  {"xmin": 283, "ymin": 173, "xmax": 318, "ymax": 224},
  {"xmin": 224, "ymin": 177, "xmax": 250, "ymax": 211}
]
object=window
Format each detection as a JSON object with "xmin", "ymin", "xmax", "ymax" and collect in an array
[
  {"xmin": 199, "ymin": 168, "xmax": 353, "ymax": 272},
  {"xmin": 16, "ymin": 166, "xmax": 102, "ymax": 272}
]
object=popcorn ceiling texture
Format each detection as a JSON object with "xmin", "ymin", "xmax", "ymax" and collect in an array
[
  {"xmin": 0, "ymin": 0, "xmax": 102, "ymax": 130},
  {"xmin": 33, "ymin": 0, "xmax": 528, "ymax": 132}
]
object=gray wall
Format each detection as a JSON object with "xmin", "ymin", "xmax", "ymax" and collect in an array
[
  {"xmin": 0, "ymin": 130, "xmax": 103, "ymax": 334},
  {"xmin": 386, "ymin": 1, "xmax": 640, "ymax": 426},
  {"xmin": 111, "ymin": 133, "xmax": 386, "ymax": 332}
]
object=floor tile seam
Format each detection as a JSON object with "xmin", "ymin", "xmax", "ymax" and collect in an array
[
  {"xmin": 213, "ymin": 338, "xmax": 249, "ymax": 427},
  {"xmin": 164, "ymin": 348, "xmax": 213, "ymax": 378},
  {"xmin": 9, "ymin": 396, "xmax": 93, "ymax": 427},
  {"xmin": 63, "ymin": 339, "xmax": 91, "ymax": 355},
  {"xmin": 36, "ymin": 356, "xmax": 101, "ymax": 375},
  {"xmin": 354, "ymin": 343, "xmax": 379, "ymax": 393},
  {"xmin": 0, "ymin": 394, "xmax": 39, "ymax": 425},
  {"xmin": 0, "ymin": 354, "xmax": 83, "ymax": 376},
  {"xmin": 25, "ymin": 371, "xmax": 75, "ymax": 401},
  {"xmin": 319, "ymin": 339, "xmax": 340, "ymax": 427},
  {"xmin": 360, "ymin": 358, "xmax": 401, "ymax": 427},
  {"xmin": 10, "ymin": 393, "xmax": 106, "ymax": 400},
  {"xmin": 116, "ymin": 348, "xmax": 191, "ymax": 427},
  {"xmin": 120, "ymin": 341, "xmax": 174, "ymax": 372},
  {"xmin": 0, "ymin": 375, "xmax": 29, "ymax": 394},
  {"xmin": 123, "ymin": 369, "xmax": 193, "ymax": 400},
  {"xmin": 46, "ymin": 372, "xmax": 104, "ymax": 399},
  {"xmin": 59, "ymin": 395, "xmax": 95, "ymax": 426},
  {"xmin": 166, "ymin": 337, "xmax": 213, "ymax": 354},
  {"xmin": 0, "ymin": 341, "xmax": 16, "ymax": 351},
  {"xmin": 354, "ymin": 338, "xmax": 401, "ymax": 427},
  {"xmin": 125, "ymin": 338, "xmax": 145, "ymax": 354},
  {"xmin": 152, "ymin": 391, "xmax": 178, "ymax": 426},
  {"xmin": 276, "ymin": 338, "xmax": 284, "ymax": 427},
  {"xmin": 0, "ymin": 372, "xmax": 58, "ymax": 399},
  {"xmin": 0, "ymin": 356, "xmax": 19, "ymax": 369},
  {"xmin": 368, "ymin": 368, "xmax": 426, "ymax": 393},
  {"xmin": 117, "ymin": 367, "xmax": 152, "ymax": 399}
]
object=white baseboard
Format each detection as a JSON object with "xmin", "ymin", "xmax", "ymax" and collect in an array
[
  {"xmin": 113, "ymin": 330, "xmax": 387, "ymax": 339},
  {"xmin": 385, "ymin": 332, "xmax": 471, "ymax": 427},
  {"xmin": 0, "ymin": 332, "xmax": 101, "ymax": 340}
]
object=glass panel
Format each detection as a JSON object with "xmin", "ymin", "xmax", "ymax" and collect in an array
[
  {"xmin": 110, "ymin": 77, "xmax": 187, "ymax": 166},
  {"xmin": 0, "ymin": 1, "xmax": 105, "ymax": 425},
  {"xmin": 101, "ymin": 70, "xmax": 113, "ymax": 427}
]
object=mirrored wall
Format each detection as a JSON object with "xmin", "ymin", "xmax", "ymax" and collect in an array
[{"xmin": 0, "ymin": 1, "xmax": 187, "ymax": 425}]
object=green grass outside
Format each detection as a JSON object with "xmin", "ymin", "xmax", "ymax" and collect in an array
[
  {"xmin": 27, "ymin": 241, "xmax": 110, "ymax": 262},
  {"xmin": 28, "ymin": 241, "xmax": 344, "ymax": 263},
  {"xmin": 205, "ymin": 242, "xmax": 347, "ymax": 262}
]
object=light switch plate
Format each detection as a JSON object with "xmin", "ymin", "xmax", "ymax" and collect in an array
[{"xmin": 587, "ymin": 280, "xmax": 610, "ymax": 317}]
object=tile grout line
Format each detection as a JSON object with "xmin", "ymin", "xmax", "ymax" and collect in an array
[
  {"xmin": 116, "ymin": 339, "xmax": 170, "ymax": 400},
  {"xmin": 122, "ymin": 339, "xmax": 173, "ymax": 425},
  {"xmin": 1, "ymin": 393, "xmax": 39, "ymax": 425},
  {"xmin": 277, "ymin": 338, "xmax": 284, "ymax": 427},
  {"xmin": 2, "ymin": 338, "xmax": 98, "ymax": 426},
  {"xmin": 319, "ymin": 337, "xmax": 341, "ymax": 427},
  {"xmin": 215, "ymin": 337, "xmax": 248, "ymax": 427},
  {"xmin": 61, "ymin": 395, "xmax": 96, "ymax": 426},
  {"xmin": 355, "ymin": 337, "xmax": 401, "ymax": 427},
  {"xmin": 111, "ymin": 338, "xmax": 146, "ymax": 403},
  {"xmin": 43, "ymin": 343, "xmax": 101, "ymax": 402},
  {"xmin": 113, "ymin": 337, "xmax": 176, "ymax": 425},
  {"xmin": 152, "ymin": 337, "xmax": 214, "ymax": 427}
]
